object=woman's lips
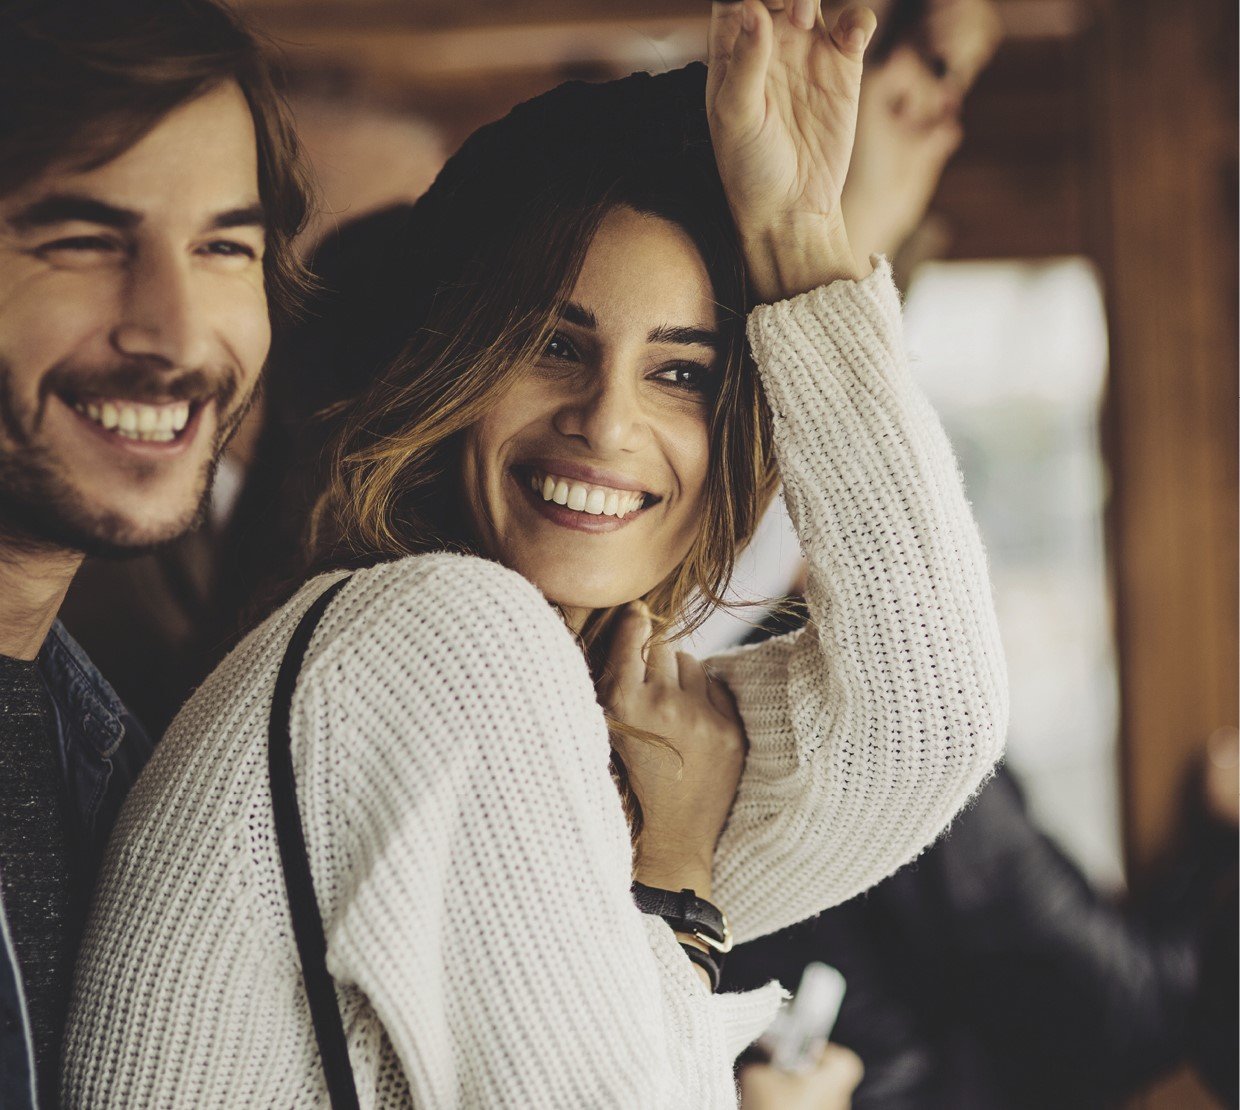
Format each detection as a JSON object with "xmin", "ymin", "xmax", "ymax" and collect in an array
[
  {"xmin": 518, "ymin": 456, "xmax": 655, "ymax": 497},
  {"xmin": 511, "ymin": 469, "xmax": 650, "ymax": 534}
]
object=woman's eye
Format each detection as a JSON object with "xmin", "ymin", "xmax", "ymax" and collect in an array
[
  {"xmin": 655, "ymin": 362, "xmax": 715, "ymax": 395},
  {"xmin": 543, "ymin": 333, "xmax": 578, "ymax": 362}
]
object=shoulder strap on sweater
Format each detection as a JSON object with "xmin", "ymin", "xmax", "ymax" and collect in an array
[{"xmin": 268, "ymin": 575, "xmax": 360, "ymax": 1110}]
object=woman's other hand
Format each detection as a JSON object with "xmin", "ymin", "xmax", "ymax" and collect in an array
[
  {"xmin": 601, "ymin": 603, "xmax": 747, "ymax": 896},
  {"xmin": 740, "ymin": 1043, "xmax": 865, "ymax": 1109},
  {"xmin": 706, "ymin": 0, "xmax": 877, "ymax": 300}
]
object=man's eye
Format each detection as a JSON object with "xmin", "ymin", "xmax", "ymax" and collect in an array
[
  {"xmin": 38, "ymin": 235, "xmax": 119, "ymax": 255},
  {"xmin": 200, "ymin": 240, "xmax": 257, "ymax": 259}
]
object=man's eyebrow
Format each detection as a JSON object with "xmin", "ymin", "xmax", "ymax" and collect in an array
[
  {"xmin": 5, "ymin": 196, "xmax": 266, "ymax": 236},
  {"xmin": 647, "ymin": 323, "xmax": 722, "ymax": 350},
  {"xmin": 207, "ymin": 203, "xmax": 266, "ymax": 232},
  {"xmin": 7, "ymin": 194, "xmax": 141, "ymax": 232}
]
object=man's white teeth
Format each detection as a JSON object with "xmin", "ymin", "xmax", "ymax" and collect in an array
[
  {"xmin": 74, "ymin": 399, "xmax": 191, "ymax": 443},
  {"xmin": 529, "ymin": 471, "xmax": 646, "ymax": 517}
]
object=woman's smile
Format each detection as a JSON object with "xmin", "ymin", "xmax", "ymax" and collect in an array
[{"xmin": 509, "ymin": 464, "xmax": 655, "ymax": 534}]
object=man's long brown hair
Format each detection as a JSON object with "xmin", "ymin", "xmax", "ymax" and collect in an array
[
  {"xmin": 0, "ymin": 0, "xmax": 312, "ymax": 322},
  {"xmin": 309, "ymin": 162, "xmax": 781, "ymax": 843}
]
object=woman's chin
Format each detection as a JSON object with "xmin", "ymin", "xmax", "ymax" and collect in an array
[{"xmin": 515, "ymin": 560, "xmax": 650, "ymax": 616}]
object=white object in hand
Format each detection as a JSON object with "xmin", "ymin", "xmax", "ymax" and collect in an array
[{"xmin": 759, "ymin": 962, "xmax": 848, "ymax": 1074}]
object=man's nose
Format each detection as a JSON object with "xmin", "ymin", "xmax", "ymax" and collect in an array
[
  {"xmin": 554, "ymin": 369, "xmax": 650, "ymax": 456},
  {"xmin": 110, "ymin": 245, "xmax": 211, "ymax": 371}
]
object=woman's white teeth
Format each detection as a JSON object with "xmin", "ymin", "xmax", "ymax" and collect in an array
[
  {"xmin": 74, "ymin": 399, "xmax": 191, "ymax": 443},
  {"xmin": 528, "ymin": 471, "xmax": 646, "ymax": 517}
]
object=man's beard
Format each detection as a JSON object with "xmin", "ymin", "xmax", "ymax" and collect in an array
[{"xmin": 0, "ymin": 358, "xmax": 251, "ymax": 559}]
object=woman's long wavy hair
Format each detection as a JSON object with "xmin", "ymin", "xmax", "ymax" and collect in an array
[{"xmin": 309, "ymin": 154, "xmax": 781, "ymax": 843}]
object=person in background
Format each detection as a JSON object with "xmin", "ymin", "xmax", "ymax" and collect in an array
[
  {"xmin": 728, "ymin": 737, "xmax": 1238, "ymax": 1108},
  {"xmin": 0, "ymin": 0, "xmax": 309, "ymax": 1105}
]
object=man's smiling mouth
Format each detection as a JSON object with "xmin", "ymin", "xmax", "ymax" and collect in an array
[{"xmin": 67, "ymin": 396, "xmax": 196, "ymax": 444}]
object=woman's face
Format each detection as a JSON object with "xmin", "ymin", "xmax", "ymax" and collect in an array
[{"xmin": 462, "ymin": 205, "xmax": 718, "ymax": 626}]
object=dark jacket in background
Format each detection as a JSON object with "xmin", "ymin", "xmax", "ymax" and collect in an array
[{"xmin": 726, "ymin": 766, "xmax": 1238, "ymax": 1108}]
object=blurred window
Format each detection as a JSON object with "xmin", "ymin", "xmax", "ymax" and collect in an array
[{"xmin": 904, "ymin": 257, "xmax": 1123, "ymax": 890}]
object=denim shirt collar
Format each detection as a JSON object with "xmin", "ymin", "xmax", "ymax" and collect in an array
[
  {"xmin": 36, "ymin": 620, "xmax": 127, "ymax": 761},
  {"xmin": 34, "ymin": 620, "xmax": 153, "ymax": 854}
]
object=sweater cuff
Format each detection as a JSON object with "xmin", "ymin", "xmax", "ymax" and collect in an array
[
  {"xmin": 716, "ymin": 981, "xmax": 788, "ymax": 1059},
  {"xmin": 745, "ymin": 255, "xmax": 904, "ymax": 392}
]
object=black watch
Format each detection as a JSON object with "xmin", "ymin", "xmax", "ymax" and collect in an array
[{"xmin": 630, "ymin": 881, "xmax": 734, "ymax": 953}]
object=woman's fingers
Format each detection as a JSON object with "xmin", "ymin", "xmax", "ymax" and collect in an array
[
  {"xmin": 644, "ymin": 634, "xmax": 680, "ymax": 685},
  {"xmin": 790, "ymin": 0, "xmax": 820, "ymax": 32},
  {"xmin": 675, "ymin": 652, "xmax": 709, "ymax": 697},
  {"xmin": 603, "ymin": 602, "xmax": 651, "ymax": 697},
  {"xmin": 705, "ymin": 672, "xmax": 742, "ymax": 723},
  {"xmin": 738, "ymin": 1042, "xmax": 864, "ymax": 1108},
  {"xmin": 708, "ymin": 0, "xmax": 774, "ymax": 132},
  {"xmin": 829, "ymin": 4, "xmax": 878, "ymax": 58},
  {"xmin": 815, "ymin": 1041, "xmax": 865, "ymax": 1094}
]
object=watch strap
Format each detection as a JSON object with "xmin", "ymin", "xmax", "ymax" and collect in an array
[
  {"xmin": 631, "ymin": 881, "xmax": 732, "ymax": 952},
  {"xmin": 679, "ymin": 943, "xmax": 723, "ymax": 992}
]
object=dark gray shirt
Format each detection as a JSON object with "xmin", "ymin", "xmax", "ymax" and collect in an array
[{"xmin": 0, "ymin": 654, "xmax": 77, "ymax": 1109}]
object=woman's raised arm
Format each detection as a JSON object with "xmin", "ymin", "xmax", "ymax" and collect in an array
[{"xmin": 703, "ymin": 1, "xmax": 1008, "ymax": 943}]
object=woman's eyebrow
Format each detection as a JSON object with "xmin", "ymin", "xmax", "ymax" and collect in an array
[
  {"xmin": 560, "ymin": 302, "xmax": 720, "ymax": 350},
  {"xmin": 647, "ymin": 323, "xmax": 722, "ymax": 350},
  {"xmin": 560, "ymin": 301, "xmax": 597, "ymax": 329}
]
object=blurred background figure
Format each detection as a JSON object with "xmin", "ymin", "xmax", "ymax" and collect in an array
[{"xmin": 59, "ymin": 0, "xmax": 1236, "ymax": 1106}]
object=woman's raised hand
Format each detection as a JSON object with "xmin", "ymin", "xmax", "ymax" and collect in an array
[
  {"xmin": 600, "ymin": 603, "xmax": 747, "ymax": 897},
  {"xmin": 706, "ymin": 0, "xmax": 878, "ymax": 301}
]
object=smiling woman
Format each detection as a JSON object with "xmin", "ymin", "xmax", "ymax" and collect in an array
[
  {"xmin": 64, "ymin": 10, "xmax": 1008, "ymax": 1108},
  {"xmin": 308, "ymin": 144, "xmax": 767, "ymax": 652}
]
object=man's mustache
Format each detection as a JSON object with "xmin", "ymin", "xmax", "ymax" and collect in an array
[{"xmin": 40, "ymin": 361, "xmax": 239, "ymax": 409}]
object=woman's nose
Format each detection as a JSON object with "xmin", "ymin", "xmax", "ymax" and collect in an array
[{"xmin": 553, "ymin": 370, "xmax": 650, "ymax": 456}]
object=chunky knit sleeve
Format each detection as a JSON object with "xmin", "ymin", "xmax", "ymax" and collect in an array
[
  {"xmin": 706, "ymin": 261, "xmax": 1008, "ymax": 944},
  {"xmin": 293, "ymin": 557, "xmax": 782, "ymax": 1108}
]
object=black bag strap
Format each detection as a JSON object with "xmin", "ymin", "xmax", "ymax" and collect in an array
[{"xmin": 268, "ymin": 575, "xmax": 359, "ymax": 1110}]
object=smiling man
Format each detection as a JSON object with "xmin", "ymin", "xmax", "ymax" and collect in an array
[{"xmin": 0, "ymin": 1, "xmax": 308, "ymax": 1104}]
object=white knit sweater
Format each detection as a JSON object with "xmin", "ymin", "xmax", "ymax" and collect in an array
[{"xmin": 63, "ymin": 262, "xmax": 1006, "ymax": 1108}]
